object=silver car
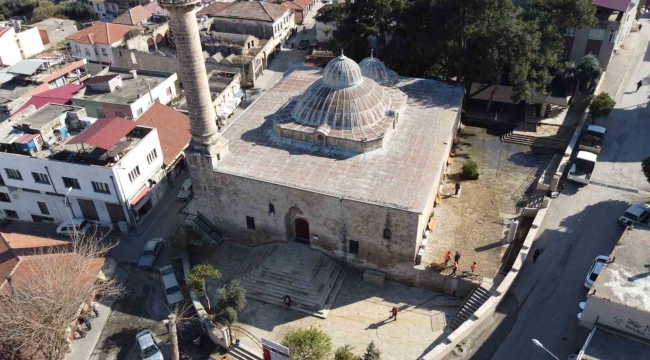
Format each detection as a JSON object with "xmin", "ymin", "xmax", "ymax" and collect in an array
[
  {"xmin": 136, "ymin": 329, "xmax": 163, "ymax": 360},
  {"xmin": 137, "ymin": 238, "xmax": 164, "ymax": 269}
]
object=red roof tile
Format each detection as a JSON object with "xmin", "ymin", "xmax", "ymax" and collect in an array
[
  {"xmin": 197, "ymin": 2, "xmax": 233, "ymax": 16},
  {"xmin": 67, "ymin": 117, "xmax": 137, "ymax": 150},
  {"xmin": 282, "ymin": 1, "xmax": 303, "ymax": 10},
  {"xmin": 0, "ymin": 232, "xmax": 70, "ymax": 251},
  {"xmin": 0, "ymin": 236, "xmax": 18, "ymax": 291},
  {"xmin": 113, "ymin": 5, "xmax": 152, "ymax": 25},
  {"xmin": 66, "ymin": 22, "xmax": 138, "ymax": 45},
  {"xmin": 593, "ymin": 0, "xmax": 632, "ymax": 11},
  {"xmin": 144, "ymin": 1, "xmax": 169, "ymax": 17},
  {"xmin": 14, "ymin": 84, "xmax": 83, "ymax": 114},
  {"xmin": 210, "ymin": 1, "xmax": 289, "ymax": 22},
  {"xmin": 136, "ymin": 103, "xmax": 191, "ymax": 166}
]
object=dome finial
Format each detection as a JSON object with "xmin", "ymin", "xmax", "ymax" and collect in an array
[
  {"xmin": 371, "ymin": 48, "xmax": 374, "ymax": 58},
  {"xmin": 341, "ymin": 48, "xmax": 344, "ymax": 57}
]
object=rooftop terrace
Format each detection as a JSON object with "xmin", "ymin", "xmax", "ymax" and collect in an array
[{"xmin": 73, "ymin": 68, "xmax": 173, "ymax": 105}]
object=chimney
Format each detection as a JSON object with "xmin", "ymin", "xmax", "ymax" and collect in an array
[{"xmin": 130, "ymin": 69, "xmax": 138, "ymax": 79}]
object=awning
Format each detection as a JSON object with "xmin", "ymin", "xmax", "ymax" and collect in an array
[
  {"xmin": 130, "ymin": 186, "xmax": 150, "ymax": 207},
  {"xmin": 67, "ymin": 117, "xmax": 136, "ymax": 150}
]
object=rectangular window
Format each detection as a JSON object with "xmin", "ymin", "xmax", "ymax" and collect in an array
[
  {"xmin": 37, "ymin": 201, "xmax": 49, "ymax": 215},
  {"xmin": 85, "ymin": 48, "xmax": 91, "ymax": 56},
  {"xmin": 565, "ymin": 27, "xmax": 576, "ymax": 37},
  {"xmin": 0, "ymin": 174, "xmax": 5, "ymax": 186},
  {"xmin": 5, "ymin": 210, "xmax": 18, "ymax": 219},
  {"xmin": 137, "ymin": 108, "xmax": 143, "ymax": 116},
  {"xmin": 31, "ymin": 214, "xmax": 54, "ymax": 222},
  {"xmin": 349, "ymin": 240, "xmax": 359, "ymax": 255},
  {"xmin": 21, "ymin": 188, "xmax": 40, "ymax": 194},
  {"xmin": 146, "ymin": 149, "xmax": 158, "ymax": 164},
  {"xmin": 101, "ymin": 48, "xmax": 108, "ymax": 56},
  {"xmin": 0, "ymin": 192, "xmax": 10, "ymax": 203},
  {"xmin": 5, "ymin": 168, "xmax": 22, "ymax": 180},
  {"xmin": 62, "ymin": 177, "xmax": 80, "ymax": 189},
  {"xmin": 246, "ymin": 216, "xmax": 255, "ymax": 230},
  {"xmin": 92, "ymin": 181, "xmax": 110, "ymax": 194},
  {"xmin": 166, "ymin": 87, "xmax": 172, "ymax": 95},
  {"xmin": 589, "ymin": 28, "xmax": 605, "ymax": 41},
  {"xmin": 115, "ymin": 111, "xmax": 124, "ymax": 117},
  {"xmin": 97, "ymin": 109, "xmax": 105, "ymax": 118},
  {"xmin": 609, "ymin": 30, "xmax": 618, "ymax": 42},
  {"xmin": 128, "ymin": 166, "xmax": 141, "ymax": 182},
  {"xmin": 383, "ymin": 229, "xmax": 391, "ymax": 240},
  {"xmin": 32, "ymin": 172, "xmax": 49, "ymax": 184},
  {"xmin": 76, "ymin": 45, "xmax": 81, "ymax": 55},
  {"xmin": 45, "ymin": 192, "xmax": 65, "ymax": 197},
  {"xmin": 94, "ymin": 48, "xmax": 98, "ymax": 56}
]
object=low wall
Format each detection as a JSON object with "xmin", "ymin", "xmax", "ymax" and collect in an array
[{"xmin": 419, "ymin": 204, "xmax": 549, "ymax": 360}]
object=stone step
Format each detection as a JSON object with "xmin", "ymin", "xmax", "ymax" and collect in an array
[
  {"xmin": 506, "ymin": 133, "xmax": 572, "ymax": 144},
  {"xmin": 229, "ymin": 344, "xmax": 263, "ymax": 360},
  {"xmin": 250, "ymin": 255, "xmax": 340, "ymax": 291},
  {"xmin": 502, "ymin": 134, "xmax": 568, "ymax": 150},
  {"xmin": 451, "ymin": 285, "xmax": 491, "ymax": 330}
]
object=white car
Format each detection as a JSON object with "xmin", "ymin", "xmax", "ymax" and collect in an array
[
  {"xmin": 159, "ymin": 265, "xmax": 184, "ymax": 306},
  {"xmin": 135, "ymin": 329, "xmax": 163, "ymax": 360},
  {"xmin": 56, "ymin": 219, "xmax": 93, "ymax": 237},
  {"xmin": 618, "ymin": 202, "xmax": 650, "ymax": 226},
  {"xmin": 584, "ymin": 255, "xmax": 608, "ymax": 289}
]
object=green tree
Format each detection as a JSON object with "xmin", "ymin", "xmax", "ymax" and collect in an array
[
  {"xmin": 125, "ymin": 28, "xmax": 143, "ymax": 39},
  {"xmin": 31, "ymin": 1, "xmax": 60, "ymax": 22},
  {"xmin": 577, "ymin": 54, "xmax": 602, "ymax": 93},
  {"xmin": 642, "ymin": 155, "xmax": 650, "ymax": 185},
  {"xmin": 57, "ymin": 0, "xmax": 93, "ymax": 21},
  {"xmin": 187, "ymin": 263, "xmax": 221, "ymax": 310},
  {"xmin": 281, "ymin": 327, "xmax": 333, "ymax": 360},
  {"xmin": 0, "ymin": 0, "xmax": 39, "ymax": 20},
  {"xmin": 587, "ymin": 92, "xmax": 615, "ymax": 120},
  {"xmin": 462, "ymin": 159, "xmax": 479, "ymax": 179},
  {"xmin": 362, "ymin": 341, "xmax": 381, "ymax": 360},
  {"xmin": 335, "ymin": 345, "xmax": 360, "ymax": 360},
  {"xmin": 211, "ymin": 280, "xmax": 247, "ymax": 328}
]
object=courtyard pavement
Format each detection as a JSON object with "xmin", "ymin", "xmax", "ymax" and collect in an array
[{"xmin": 423, "ymin": 126, "xmax": 553, "ymax": 278}]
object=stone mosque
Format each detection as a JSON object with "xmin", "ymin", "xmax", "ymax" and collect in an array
[{"xmin": 161, "ymin": 0, "xmax": 464, "ymax": 316}]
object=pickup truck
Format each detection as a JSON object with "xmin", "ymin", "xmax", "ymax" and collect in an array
[
  {"xmin": 578, "ymin": 125, "xmax": 606, "ymax": 154},
  {"xmin": 567, "ymin": 151, "xmax": 597, "ymax": 185}
]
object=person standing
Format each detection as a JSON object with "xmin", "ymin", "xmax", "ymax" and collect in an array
[
  {"xmin": 444, "ymin": 251, "xmax": 451, "ymax": 265},
  {"xmin": 451, "ymin": 262, "xmax": 458, "ymax": 276},
  {"xmin": 533, "ymin": 249, "xmax": 541, "ymax": 263},
  {"xmin": 637, "ymin": 80, "xmax": 643, "ymax": 92},
  {"xmin": 640, "ymin": 23, "xmax": 643, "ymax": 31},
  {"xmin": 283, "ymin": 295, "xmax": 292, "ymax": 308},
  {"xmin": 83, "ymin": 314, "xmax": 91, "ymax": 331},
  {"xmin": 470, "ymin": 262, "xmax": 477, "ymax": 273},
  {"xmin": 91, "ymin": 301, "xmax": 99, "ymax": 318},
  {"xmin": 454, "ymin": 251, "xmax": 461, "ymax": 264},
  {"xmin": 391, "ymin": 306, "xmax": 398, "ymax": 321}
]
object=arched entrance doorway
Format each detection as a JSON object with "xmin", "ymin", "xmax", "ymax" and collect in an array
[{"xmin": 295, "ymin": 218, "xmax": 310, "ymax": 244}]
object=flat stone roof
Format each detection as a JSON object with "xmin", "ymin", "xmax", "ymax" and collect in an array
[
  {"xmin": 590, "ymin": 226, "xmax": 650, "ymax": 314},
  {"xmin": 216, "ymin": 67, "xmax": 463, "ymax": 211},
  {"xmin": 73, "ymin": 69, "xmax": 171, "ymax": 105},
  {"xmin": 583, "ymin": 326, "xmax": 650, "ymax": 360}
]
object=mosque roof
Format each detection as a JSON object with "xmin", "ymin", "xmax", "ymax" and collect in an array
[{"xmin": 359, "ymin": 52, "xmax": 391, "ymax": 84}]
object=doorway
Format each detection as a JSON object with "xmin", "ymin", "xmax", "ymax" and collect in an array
[
  {"xmin": 295, "ymin": 218, "xmax": 310, "ymax": 244},
  {"xmin": 77, "ymin": 199, "xmax": 99, "ymax": 221}
]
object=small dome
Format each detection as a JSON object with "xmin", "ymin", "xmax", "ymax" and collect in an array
[
  {"xmin": 322, "ymin": 55, "xmax": 363, "ymax": 88},
  {"xmin": 359, "ymin": 53, "xmax": 390, "ymax": 83}
]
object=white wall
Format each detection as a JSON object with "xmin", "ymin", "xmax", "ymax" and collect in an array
[
  {"xmin": 70, "ymin": 41, "xmax": 116, "ymax": 64},
  {"xmin": 16, "ymin": 27, "xmax": 45, "ymax": 58},
  {"xmin": 0, "ymin": 27, "xmax": 22, "ymax": 66},
  {"xmin": 114, "ymin": 127, "xmax": 165, "ymax": 202},
  {"xmin": 129, "ymin": 73, "xmax": 179, "ymax": 118}
]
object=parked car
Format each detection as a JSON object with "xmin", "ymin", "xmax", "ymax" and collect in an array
[
  {"xmin": 584, "ymin": 255, "xmax": 609, "ymax": 289},
  {"xmin": 298, "ymin": 39, "xmax": 310, "ymax": 50},
  {"xmin": 136, "ymin": 329, "xmax": 164, "ymax": 360},
  {"xmin": 618, "ymin": 202, "xmax": 650, "ymax": 226},
  {"xmin": 159, "ymin": 265, "xmax": 184, "ymax": 306},
  {"xmin": 177, "ymin": 178, "xmax": 193, "ymax": 202},
  {"xmin": 56, "ymin": 218, "xmax": 93, "ymax": 237},
  {"xmin": 137, "ymin": 238, "xmax": 164, "ymax": 269},
  {"xmin": 567, "ymin": 151, "xmax": 597, "ymax": 185}
]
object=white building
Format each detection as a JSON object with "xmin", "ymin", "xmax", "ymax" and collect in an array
[
  {"xmin": 0, "ymin": 23, "xmax": 45, "ymax": 66},
  {"xmin": 90, "ymin": 0, "xmax": 122, "ymax": 22},
  {"xmin": 71, "ymin": 68, "xmax": 178, "ymax": 120},
  {"xmin": 0, "ymin": 103, "xmax": 166, "ymax": 229}
]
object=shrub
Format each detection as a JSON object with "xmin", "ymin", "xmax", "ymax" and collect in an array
[
  {"xmin": 363, "ymin": 341, "xmax": 381, "ymax": 360},
  {"xmin": 588, "ymin": 92, "xmax": 616, "ymax": 120},
  {"xmin": 335, "ymin": 345, "xmax": 359, "ymax": 360},
  {"xmin": 461, "ymin": 160, "xmax": 479, "ymax": 179},
  {"xmin": 642, "ymin": 155, "xmax": 650, "ymax": 185},
  {"xmin": 281, "ymin": 327, "xmax": 332, "ymax": 360},
  {"xmin": 125, "ymin": 28, "xmax": 143, "ymax": 40}
]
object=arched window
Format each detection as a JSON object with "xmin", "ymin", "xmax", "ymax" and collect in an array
[
  {"xmin": 383, "ymin": 228, "xmax": 391, "ymax": 240},
  {"xmin": 269, "ymin": 203, "xmax": 275, "ymax": 215}
]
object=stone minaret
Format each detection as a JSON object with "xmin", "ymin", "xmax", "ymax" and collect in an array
[{"xmin": 159, "ymin": 0, "xmax": 228, "ymax": 165}]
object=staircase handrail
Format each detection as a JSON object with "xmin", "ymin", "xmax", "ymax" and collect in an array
[{"xmin": 229, "ymin": 325, "xmax": 263, "ymax": 349}]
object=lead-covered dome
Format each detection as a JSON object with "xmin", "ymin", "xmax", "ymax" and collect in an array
[
  {"xmin": 359, "ymin": 54, "xmax": 390, "ymax": 83},
  {"xmin": 274, "ymin": 55, "xmax": 407, "ymax": 153}
]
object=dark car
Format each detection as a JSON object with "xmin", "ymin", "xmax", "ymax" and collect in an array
[
  {"xmin": 137, "ymin": 238, "xmax": 164, "ymax": 269},
  {"xmin": 298, "ymin": 40, "xmax": 310, "ymax": 50}
]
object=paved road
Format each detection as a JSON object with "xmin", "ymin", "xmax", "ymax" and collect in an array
[{"xmin": 468, "ymin": 20, "xmax": 650, "ymax": 360}]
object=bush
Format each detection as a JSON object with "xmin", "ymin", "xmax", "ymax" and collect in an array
[
  {"xmin": 57, "ymin": 0, "xmax": 93, "ymax": 20},
  {"xmin": 642, "ymin": 155, "xmax": 650, "ymax": 185},
  {"xmin": 461, "ymin": 160, "xmax": 479, "ymax": 179},
  {"xmin": 211, "ymin": 280, "xmax": 247, "ymax": 327},
  {"xmin": 125, "ymin": 28, "xmax": 143, "ymax": 40},
  {"xmin": 335, "ymin": 345, "xmax": 359, "ymax": 360},
  {"xmin": 588, "ymin": 92, "xmax": 615, "ymax": 120},
  {"xmin": 363, "ymin": 341, "xmax": 381, "ymax": 360},
  {"xmin": 281, "ymin": 327, "xmax": 332, "ymax": 360}
]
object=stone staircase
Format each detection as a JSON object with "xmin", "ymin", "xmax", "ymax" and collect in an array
[
  {"xmin": 232, "ymin": 242, "xmax": 347, "ymax": 318},
  {"xmin": 185, "ymin": 213, "xmax": 224, "ymax": 244},
  {"xmin": 228, "ymin": 344, "xmax": 263, "ymax": 360},
  {"xmin": 450, "ymin": 285, "xmax": 491, "ymax": 329},
  {"xmin": 501, "ymin": 123, "xmax": 573, "ymax": 151}
]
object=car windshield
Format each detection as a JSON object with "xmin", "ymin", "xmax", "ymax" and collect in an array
[
  {"xmin": 142, "ymin": 250, "xmax": 153, "ymax": 256},
  {"xmin": 166, "ymin": 285, "xmax": 180, "ymax": 294},
  {"xmin": 160, "ymin": 267, "xmax": 174, "ymax": 276},
  {"xmin": 141, "ymin": 344, "xmax": 159, "ymax": 358},
  {"xmin": 623, "ymin": 212, "xmax": 639, "ymax": 221},
  {"xmin": 79, "ymin": 220, "xmax": 88, "ymax": 228}
]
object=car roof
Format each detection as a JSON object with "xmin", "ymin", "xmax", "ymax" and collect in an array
[
  {"xmin": 576, "ymin": 151, "xmax": 597, "ymax": 162},
  {"xmin": 182, "ymin": 178, "xmax": 192, "ymax": 187},
  {"xmin": 143, "ymin": 239, "xmax": 161, "ymax": 251},
  {"xmin": 136, "ymin": 330, "xmax": 155, "ymax": 349},
  {"xmin": 587, "ymin": 125, "xmax": 606, "ymax": 134},
  {"xmin": 626, "ymin": 203, "xmax": 650, "ymax": 216},
  {"xmin": 59, "ymin": 218, "xmax": 86, "ymax": 226}
]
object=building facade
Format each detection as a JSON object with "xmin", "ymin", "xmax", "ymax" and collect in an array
[
  {"xmin": 0, "ymin": 26, "xmax": 22, "ymax": 66},
  {"xmin": 0, "ymin": 23, "xmax": 45, "ymax": 66},
  {"xmin": 563, "ymin": 0, "xmax": 639, "ymax": 69},
  {"xmin": 91, "ymin": 0, "xmax": 122, "ymax": 22}
]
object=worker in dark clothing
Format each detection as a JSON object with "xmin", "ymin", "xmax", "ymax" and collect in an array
[
  {"xmin": 454, "ymin": 251, "xmax": 461, "ymax": 264},
  {"xmin": 637, "ymin": 80, "xmax": 643, "ymax": 92},
  {"xmin": 533, "ymin": 249, "xmax": 541, "ymax": 263}
]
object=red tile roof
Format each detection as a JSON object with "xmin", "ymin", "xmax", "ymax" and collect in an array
[
  {"xmin": 66, "ymin": 22, "xmax": 138, "ymax": 45},
  {"xmin": 0, "ymin": 236, "xmax": 18, "ymax": 292},
  {"xmin": 282, "ymin": 1, "xmax": 303, "ymax": 10},
  {"xmin": 210, "ymin": 1, "xmax": 289, "ymax": 22},
  {"xmin": 197, "ymin": 2, "xmax": 233, "ymax": 16},
  {"xmin": 67, "ymin": 117, "xmax": 137, "ymax": 150},
  {"xmin": 0, "ymin": 232, "xmax": 70, "ymax": 251},
  {"xmin": 136, "ymin": 103, "xmax": 191, "ymax": 166},
  {"xmin": 283, "ymin": 0, "xmax": 310, "ymax": 10},
  {"xmin": 14, "ymin": 84, "xmax": 83, "ymax": 114},
  {"xmin": 144, "ymin": 1, "xmax": 169, "ymax": 17},
  {"xmin": 593, "ymin": 0, "xmax": 633, "ymax": 11},
  {"xmin": 113, "ymin": 5, "xmax": 152, "ymax": 25}
]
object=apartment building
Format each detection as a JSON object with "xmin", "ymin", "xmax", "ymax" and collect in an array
[
  {"xmin": 90, "ymin": 0, "xmax": 122, "ymax": 22},
  {"xmin": 0, "ymin": 22, "xmax": 45, "ymax": 67},
  {"xmin": 71, "ymin": 68, "xmax": 177, "ymax": 120},
  {"xmin": 0, "ymin": 104, "xmax": 166, "ymax": 229}
]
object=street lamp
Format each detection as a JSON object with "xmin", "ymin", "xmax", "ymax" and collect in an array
[
  {"xmin": 532, "ymin": 339, "xmax": 559, "ymax": 360},
  {"xmin": 64, "ymin": 187, "xmax": 74, "ymax": 224}
]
